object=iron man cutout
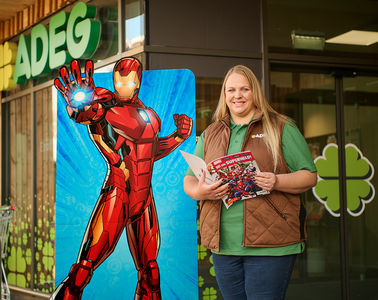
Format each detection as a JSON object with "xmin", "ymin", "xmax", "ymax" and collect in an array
[{"xmin": 51, "ymin": 58, "xmax": 193, "ymax": 300}]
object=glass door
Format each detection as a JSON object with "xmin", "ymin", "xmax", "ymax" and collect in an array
[
  {"xmin": 342, "ymin": 76, "xmax": 378, "ymax": 299},
  {"xmin": 1, "ymin": 86, "xmax": 56, "ymax": 293},
  {"xmin": 270, "ymin": 71, "xmax": 378, "ymax": 299},
  {"xmin": 270, "ymin": 71, "xmax": 342, "ymax": 299}
]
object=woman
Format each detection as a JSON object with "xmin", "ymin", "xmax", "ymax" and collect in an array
[{"xmin": 183, "ymin": 65, "xmax": 317, "ymax": 300}]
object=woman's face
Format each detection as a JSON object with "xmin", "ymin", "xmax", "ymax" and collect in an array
[{"xmin": 225, "ymin": 73, "xmax": 255, "ymax": 123}]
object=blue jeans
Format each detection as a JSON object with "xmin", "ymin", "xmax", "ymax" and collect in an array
[{"xmin": 212, "ymin": 253, "xmax": 297, "ymax": 300}]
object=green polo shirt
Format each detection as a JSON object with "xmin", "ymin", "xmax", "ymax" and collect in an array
[{"xmin": 186, "ymin": 117, "xmax": 317, "ymax": 256}]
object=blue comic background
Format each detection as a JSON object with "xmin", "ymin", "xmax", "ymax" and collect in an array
[{"xmin": 55, "ymin": 69, "xmax": 197, "ymax": 299}]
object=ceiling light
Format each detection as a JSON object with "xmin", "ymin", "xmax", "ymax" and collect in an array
[
  {"xmin": 326, "ymin": 30, "xmax": 378, "ymax": 46},
  {"xmin": 291, "ymin": 30, "xmax": 325, "ymax": 50}
]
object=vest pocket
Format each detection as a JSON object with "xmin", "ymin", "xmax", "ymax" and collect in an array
[{"xmin": 262, "ymin": 195, "xmax": 286, "ymax": 219}]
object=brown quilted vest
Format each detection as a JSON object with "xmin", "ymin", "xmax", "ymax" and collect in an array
[{"xmin": 200, "ymin": 109, "xmax": 307, "ymax": 251}]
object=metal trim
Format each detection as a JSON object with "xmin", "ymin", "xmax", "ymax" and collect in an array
[
  {"xmin": 9, "ymin": 285, "xmax": 49, "ymax": 299},
  {"xmin": 119, "ymin": 0, "xmax": 125, "ymax": 54},
  {"xmin": 260, "ymin": 0, "xmax": 270, "ymax": 100},
  {"xmin": 334, "ymin": 76, "xmax": 350, "ymax": 300},
  {"xmin": 269, "ymin": 52, "xmax": 378, "ymax": 68},
  {"xmin": 143, "ymin": 45, "xmax": 263, "ymax": 59},
  {"xmin": 1, "ymin": 80, "xmax": 55, "ymax": 104},
  {"xmin": 31, "ymin": 88, "xmax": 36, "ymax": 291}
]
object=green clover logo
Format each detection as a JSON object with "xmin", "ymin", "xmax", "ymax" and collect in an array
[
  {"xmin": 7, "ymin": 245, "xmax": 27, "ymax": 287},
  {"xmin": 198, "ymin": 244, "xmax": 208, "ymax": 260},
  {"xmin": 202, "ymin": 287, "xmax": 217, "ymax": 300},
  {"xmin": 313, "ymin": 143, "xmax": 375, "ymax": 217},
  {"xmin": 42, "ymin": 241, "xmax": 54, "ymax": 272},
  {"xmin": 209, "ymin": 254, "xmax": 215, "ymax": 277},
  {"xmin": 198, "ymin": 275, "xmax": 204, "ymax": 287}
]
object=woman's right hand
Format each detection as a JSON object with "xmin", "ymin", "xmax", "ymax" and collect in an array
[{"xmin": 184, "ymin": 169, "xmax": 229, "ymax": 201}]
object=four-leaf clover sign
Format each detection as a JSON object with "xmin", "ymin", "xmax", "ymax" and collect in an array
[{"xmin": 313, "ymin": 143, "xmax": 375, "ymax": 217}]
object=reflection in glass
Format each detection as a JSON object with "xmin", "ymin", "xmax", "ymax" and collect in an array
[
  {"xmin": 125, "ymin": 0, "xmax": 145, "ymax": 50},
  {"xmin": 90, "ymin": 0, "xmax": 119, "ymax": 60},
  {"xmin": 195, "ymin": 77, "xmax": 222, "ymax": 136},
  {"xmin": 267, "ymin": 0, "xmax": 378, "ymax": 56}
]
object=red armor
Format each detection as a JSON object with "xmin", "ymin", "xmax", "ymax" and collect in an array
[{"xmin": 51, "ymin": 58, "xmax": 193, "ymax": 300}]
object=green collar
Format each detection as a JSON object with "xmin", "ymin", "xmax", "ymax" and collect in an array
[{"xmin": 230, "ymin": 114, "xmax": 254, "ymax": 129}]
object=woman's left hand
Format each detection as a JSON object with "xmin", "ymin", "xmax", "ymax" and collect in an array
[{"xmin": 254, "ymin": 172, "xmax": 276, "ymax": 192}]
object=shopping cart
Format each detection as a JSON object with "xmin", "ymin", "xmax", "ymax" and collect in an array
[{"xmin": 0, "ymin": 206, "xmax": 15, "ymax": 300}]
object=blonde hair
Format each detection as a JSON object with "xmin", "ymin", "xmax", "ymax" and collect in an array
[{"xmin": 213, "ymin": 65, "xmax": 288, "ymax": 171}]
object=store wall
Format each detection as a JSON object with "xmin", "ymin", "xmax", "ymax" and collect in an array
[
  {"xmin": 149, "ymin": 53, "xmax": 262, "ymax": 78},
  {"xmin": 149, "ymin": 0, "xmax": 261, "ymax": 52}
]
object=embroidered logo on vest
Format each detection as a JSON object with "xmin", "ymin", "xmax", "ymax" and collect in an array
[{"xmin": 251, "ymin": 134, "xmax": 264, "ymax": 138}]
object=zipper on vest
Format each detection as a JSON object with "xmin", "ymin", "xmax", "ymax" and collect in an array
[{"xmin": 263, "ymin": 195, "xmax": 286, "ymax": 219}]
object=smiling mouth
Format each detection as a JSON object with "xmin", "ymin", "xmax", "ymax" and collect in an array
[{"xmin": 233, "ymin": 101, "xmax": 246, "ymax": 105}]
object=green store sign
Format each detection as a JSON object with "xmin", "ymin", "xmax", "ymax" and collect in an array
[{"xmin": 0, "ymin": 2, "xmax": 110, "ymax": 91}]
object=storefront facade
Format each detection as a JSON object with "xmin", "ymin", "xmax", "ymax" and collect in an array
[{"xmin": 1, "ymin": 1, "xmax": 378, "ymax": 299}]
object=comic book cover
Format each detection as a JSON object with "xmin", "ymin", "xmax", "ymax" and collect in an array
[{"xmin": 181, "ymin": 150, "xmax": 269, "ymax": 208}]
